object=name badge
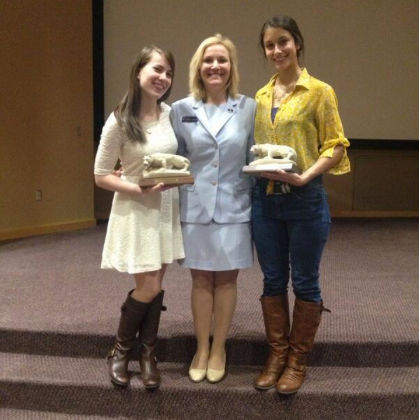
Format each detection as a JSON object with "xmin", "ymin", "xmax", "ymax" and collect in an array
[{"xmin": 182, "ymin": 116, "xmax": 198, "ymax": 123}]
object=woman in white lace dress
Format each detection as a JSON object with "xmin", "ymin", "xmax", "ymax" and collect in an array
[{"xmin": 94, "ymin": 46, "xmax": 184, "ymax": 389}]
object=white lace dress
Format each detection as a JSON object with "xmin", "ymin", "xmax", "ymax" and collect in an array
[{"xmin": 94, "ymin": 103, "xmax": 184, "ymax": 274}]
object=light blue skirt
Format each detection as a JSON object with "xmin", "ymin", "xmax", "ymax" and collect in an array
[{"xmin": 180, "ymin": 221, "xmax": 253, "ymax": 271}]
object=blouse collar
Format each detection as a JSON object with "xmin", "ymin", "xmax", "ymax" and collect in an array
[{"xmin": 261, "ymin": 68, "xmax": 311, "ymax": 95}]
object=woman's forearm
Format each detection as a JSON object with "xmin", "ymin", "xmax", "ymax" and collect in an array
[
  {"xmin": 261, "ymin": 145, "xmax": 345, "ymax": 186},
  {"xmin": 95, "ymin": 174, "xmax": 142, "ymax": 196},
  {"xmin": 300, "ymin": 145, "xmax": 345, "ymax": 184}
]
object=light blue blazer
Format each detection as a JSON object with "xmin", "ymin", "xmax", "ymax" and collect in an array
[{"xmin": 170, "ymin": 95, "xmax": 256, "ymax": 224}]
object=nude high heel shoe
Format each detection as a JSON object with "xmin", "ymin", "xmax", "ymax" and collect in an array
[
  {"xmin": 188, "ymin": 353, "xmax": 207, "ymax": 383},
  {"xmin": 206, "ymin": 352, "xmax": 226, "ymax": 383},
  {"xmin": 189, "ymin": 366, "xmax": 207, "ymax": 383}
]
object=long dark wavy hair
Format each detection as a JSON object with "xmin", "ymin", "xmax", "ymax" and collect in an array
[
  {"xmin": 259, "ymin": 16, "xmax": 305, "ymax": 64},
  {"xmin": 114, "ymin": 46, "xmax": 175, "ymax": 143}
]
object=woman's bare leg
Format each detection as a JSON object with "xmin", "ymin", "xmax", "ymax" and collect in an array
[
  {"xmin": 190, "ymin": 269, "xmax": 214, "ymax": 369},
  {"xmin": 132, "ymin": 264, "xmax": 167, "ymax": 302},
  {"xmin": 208, "ymin": 270, "xmax": 239, "ymax": 371}
]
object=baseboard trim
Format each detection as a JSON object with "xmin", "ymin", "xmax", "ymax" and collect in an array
[
  {"xmin": 0, "ymin": 219, "xmax": 97, "ymax": 241},
  {"xmin": 94, "ymin": 211, "xmax": 110, "ymax": 221},
  {"xmin": 331, "ymin": 210, "xmax": 418, "ymax": 218},
  {"xmin": 349, "ymin": 139, "xmax": 419, "ymax": 150}
]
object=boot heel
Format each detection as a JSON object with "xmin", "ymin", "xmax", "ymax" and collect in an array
[
  {"xmin": 107, "ymin": 345, "xmax": 130, "ymax": 387},
  {"xmin": 140, "ymin": 343, "xmax": 161, "ymax": 389}
]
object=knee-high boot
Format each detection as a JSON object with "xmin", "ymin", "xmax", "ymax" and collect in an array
[
  {"xmin": 276, "ymin": 298, "xmax": 327, "ymax": 394},
  {"xmin": 138, "ymin": 290, "xmax": 165, "ymax": 389},
  {"xmin": 254, "ymin": 294, "xmax": 290, "ymax": 390},
  {"xmin": 107, "ymin": 290, "xmax": 150, "ymax": 386}
]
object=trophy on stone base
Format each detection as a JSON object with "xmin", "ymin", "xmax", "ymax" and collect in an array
[
  {"xmin": 139, "ymin": 153, "xmax": 194, "ymax": 187},
  {"xmin": 242, "ymin": 144, "xmax": 301, "ymax": 174}
]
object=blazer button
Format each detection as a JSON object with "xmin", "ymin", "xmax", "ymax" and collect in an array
[
  {"xmin": 213, "ymin": 162, "xmax": 218, "ymax": 167},
  {"xmin": 211, "ymin": 181, "xmax": 217, "ymax": 186}
]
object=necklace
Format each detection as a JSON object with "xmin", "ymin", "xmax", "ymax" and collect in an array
[{"xmin": 273, "ymin": 82, "xmax": 295, "ymax": 105}]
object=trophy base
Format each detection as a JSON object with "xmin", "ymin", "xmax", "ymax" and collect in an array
[
  {"xmin": 243, "ymin": 162, "xmax": 301, "ymax": 174},
  {"xmin": 139, "ymin": 175, "xmax": 194, "ymax": 187}
]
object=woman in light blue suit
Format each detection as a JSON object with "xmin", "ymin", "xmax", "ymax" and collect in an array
[{"xmin": 171, "ymin": 34, "xmax": 256, "ymax": 384}]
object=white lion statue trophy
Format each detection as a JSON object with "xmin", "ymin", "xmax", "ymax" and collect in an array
[
  {"xmin": 250, "ymin": 144, "xmax": 297, "ymax": 166},
  {"xmin": 142, "ymin": 153, "xmax": 191, "ymax": 179}
]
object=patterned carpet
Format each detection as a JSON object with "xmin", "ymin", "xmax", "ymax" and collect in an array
[{"xmin": 0, "ymin": 218, "xmax": 418, "ymax": 419}]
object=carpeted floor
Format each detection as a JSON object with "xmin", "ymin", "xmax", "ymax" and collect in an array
[{"xmin": 0, "ymin": 218, "xmax": 418, "ymax": 419}]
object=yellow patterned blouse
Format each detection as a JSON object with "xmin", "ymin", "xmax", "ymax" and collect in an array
[{"xmin": 254, "ymin": 68, "xmax": 350, "ymax": 176}]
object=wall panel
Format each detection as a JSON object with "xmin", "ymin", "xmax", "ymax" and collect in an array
[{"xmin": 0, "ymin": 0, "xmax": 95, "ymax": 240}]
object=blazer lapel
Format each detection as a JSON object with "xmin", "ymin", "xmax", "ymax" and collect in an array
[
  {"xmin": 192, "ymin": 96, "xmax": 241, "ymax": 140},
  {"xmin": 192, "ymin": 100, "xmax": 216, "ymax": 141},
  {"xmin": 211, "ymin": 96, "xmax": 240, "ymax": 138}
]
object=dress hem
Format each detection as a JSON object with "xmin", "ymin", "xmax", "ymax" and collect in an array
[
  {"xmin": 101, "ymin": 254, "xmax": 185, "ymax": 275},
  {"xmin": 178, "ymin": 257, "xmax": 253, "ymax": 271}
]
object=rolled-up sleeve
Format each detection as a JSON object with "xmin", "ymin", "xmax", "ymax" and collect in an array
[{"xmin": 316, "ymin": 86, "xmax": 351, "ymax": 175}]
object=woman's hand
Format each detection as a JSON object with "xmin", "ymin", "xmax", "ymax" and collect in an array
[
  {"xmin": 95, "ymin": 174, "xmax": 172, "ymax": 197},
  {"xmin": 110, "ymin": 167, "xmax": 174, "ymax": 194},
  {"xmin": 142, "ymin": 182, "xmax": 174, "ymax": 194},
  {"xmin": 261, "ymin": 145, "xmax": 345, "ymax": 187},
  {"xmin": 261, "ymin": 170, "xmax": 309, "ymax": 187},
  {"xmin": 113, "ymin": 167, "xmax": 124, "ymax": 177}
]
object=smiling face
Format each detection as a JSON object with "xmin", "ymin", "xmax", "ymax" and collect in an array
[
  {"xmin": 199, "ymin": 44, "xmax": 231, "ymax": 93},
  {"xmin": 137, "ymin": 51, "xmax": 173, "ymax": 100},
  {"xmin": 263, "ymin": 26, "xmax": 300, "ymax": 72}
]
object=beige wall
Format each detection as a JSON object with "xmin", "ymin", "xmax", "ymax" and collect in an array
[
  {"xmin": 104, "ymin": 0, "xmax": 418, "ymax": 140},
  {"xmin": 101, "ymin": 0, "xmax": 418, "ymax": 218},
  {"xmin": 0, "ymin": 0, "xmax": 95, "ymax": 240},
  {"xmin": 0, "ymin": 1, "xmax": 417, "ymax": 240}
]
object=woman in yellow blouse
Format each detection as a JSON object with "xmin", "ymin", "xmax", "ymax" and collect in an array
[{"xmin": 252, "ymin": 16, "xmax": 350, "ymax": 395}]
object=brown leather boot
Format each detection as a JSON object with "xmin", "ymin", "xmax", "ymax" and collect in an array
[
  {"xmin": 138, "ymin": 290, "xmax": 165, "ymax": 389},
  {"xmin": 254, "ymin": 294, "xmax": 290, "ymax": 390},
  {"xmin": 107, "ymin": 290, "xmax": 150, "ymax": 387},
  {"xmin": 276, "ymin": 298, "xmax": 328, "ymax": 394}
]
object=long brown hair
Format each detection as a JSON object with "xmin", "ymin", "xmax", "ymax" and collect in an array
[{"xmin": 115, "ymin": 45, "xmax": 175, "ymax": 143}]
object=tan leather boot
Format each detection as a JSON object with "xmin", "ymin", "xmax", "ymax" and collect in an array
[
  {"xmin": 138, "ymin": 290, "xmax": 165, "ymax": 389},
  {"xmin": 254, "ymin": 294, "xmax": 290, "ymax": 390},
  {"xmin": 107, "ymin": 290, "xmax": 149, "ymax": 387},
  {"xmin": 276, "ymin": 298, "xmax": 328, "ymax": 394}
]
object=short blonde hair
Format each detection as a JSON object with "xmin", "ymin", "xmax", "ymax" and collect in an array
[{"xmin": 189, "ymin": 34, "xmax": 240, "ymax": 101}]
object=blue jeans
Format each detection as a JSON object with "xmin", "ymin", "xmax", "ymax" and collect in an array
[{"xmin": 252, "ymin": 177, "xmax": 331, "ymax": 303}]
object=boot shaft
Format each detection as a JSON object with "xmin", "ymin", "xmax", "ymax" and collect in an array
[
  {"xmin": 116, "ymin": 290, "xmax": 150, "ymax": 346},
  {"xmin": 260, "ymin": 294, "xmax": 290, "ymax": 349},
  {"xmin": 138, "ymin": 291, "xmax": 165, "ymax": 389},
  {"xmin": 288, "ymin": 298, "xmax": 323, "ymax": 360},
  {"xmin": 139, "ymin": 290, "xmax": 165, "ymax": 345},
  {"xmin": 254, "ymin": 294, "xmax": 291, "ymax": 390}
]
